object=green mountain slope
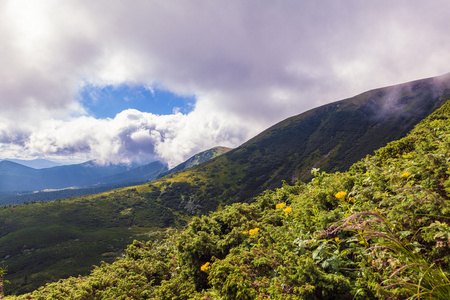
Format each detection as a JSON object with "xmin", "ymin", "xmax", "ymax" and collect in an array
[
  {"xmin": 145, "ymin": 73, "xmax": 450, "ymax": 212},
  {"xmin": 8, "ymin": 85, "xmax": 450, "ymax": 299},
  {"xmin": 1, "ymin": 74, "xmax": 450, "ymax": 295}
]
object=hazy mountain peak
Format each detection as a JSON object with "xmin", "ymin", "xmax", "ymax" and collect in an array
[{"xmin": 1, "ymin": 158, "xmax": 62, "ymax": 169}]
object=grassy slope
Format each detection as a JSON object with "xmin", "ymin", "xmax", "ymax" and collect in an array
[
  {"xmin": 1, "ymin": 74, "xmax": 450, "ymax": 295},
  {"xmin": 9, "ymin": 95, "xmax": 450, "ymax": 300}
]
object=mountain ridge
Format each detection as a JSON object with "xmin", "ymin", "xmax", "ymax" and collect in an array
[
  {"xmin": 0, "ymin": 147, "xmax": 233, "ymax": 195},
  {"xmin": 155, "ymin": 73, "xmax": 450, "ymax": 211},
  {"xmin": 0, "ymin": 148, "xmax": 235, "ymax": 205},
  {"xmin": 0, "ymin": 160, "xmax": 167, "ymax": 193},
  {"xmin": 0, "ymin": 159, "xmax": 62, "ymax": 169}
]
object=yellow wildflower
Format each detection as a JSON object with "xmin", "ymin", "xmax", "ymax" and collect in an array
[
  {"xmin": 200, "ymin": 262, "xmax": 211, "ymax": 272},
  {"xmin": 335, "ymin": 237, "xmax": 340, "ymax": 242},
  {"xmin": 284, "ymin": 206, "xmax": 292, "ymax": 215},
  {"xmin": 248, "ymin": 227, "xmax": 260, "ymax": 236},
  {"xmin": 348, "ymin": 197, "xmax": 355, "ymax": 202},
  {"xmin": 335, "ymin": 191, "xmax": 347, "ymax": 201},
  {"xmin": 276, "ymin": 203, "xmax": 286, "ymax": 210},
  {"xmin": 242, "ymin": 230, "xmax": 249, "ymax": 234},
  {"xmin": 401, "ymin": 172, "xmax": 411, "ymax": 178}
]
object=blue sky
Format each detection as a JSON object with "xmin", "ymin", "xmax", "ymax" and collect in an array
[{"xmin": 79, "ymin": 84, "xmax": 196, "ymax": 118}]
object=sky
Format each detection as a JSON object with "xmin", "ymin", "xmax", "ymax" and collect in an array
[{"xmin": 0, "ymin": 1, "xmax": 449, "ymax": 168}]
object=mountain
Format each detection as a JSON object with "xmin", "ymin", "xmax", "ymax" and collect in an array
[
  {"xmin": 0, "ymin": 160, "xmax": 167, "ymax": 192},
  {"xmin": 0, "ymin": 161, "xmax": 40, "ymax": 191},
  {"xmin": 0, "ymin": 160, "xmax": 35, "ymax": 176},
  {"xmin": 158, "ymin": 146, "xmax": 232, "ymax": 178},
  {"xmin": 0, "ymin": 148, "xmax": 230, "ymax": 205},
  {"xmin": 150, "ymin": 73, "xmax": 450, "ymax": 212},
  {"xmin": 2, "ymin": 158, "xmax": 62, "ymax": 169},
  {"xmin": 1, "ymin": 73, "xmax": 450, "ymax": 295},
  {"xmin": 9, "ymin": 83, "xmax": 450, "ymax": 299},
  {"xmin": 0, "ymin": 147, "xmax": 230, "ymax": 196},
  {"xmin": 0, "ymin": 161, "xmax": 127, "ymax": 191}
]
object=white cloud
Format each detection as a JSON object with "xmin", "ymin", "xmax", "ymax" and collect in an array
[
  {"xmin": 11, "ymin": 108, "xmax": 248, "ymax": 168},
  {"xmin": 1, "ymin": 1, "xmax": 450, "ymax": 166}
]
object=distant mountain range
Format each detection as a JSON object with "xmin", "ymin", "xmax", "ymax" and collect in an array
[
  {"xmin": 0, "ymin": 146, "xmax": 233, "ymax": 203},
  {"xmin": 0, "ymin": 160, "xmax": 167, "ymax": 192}
]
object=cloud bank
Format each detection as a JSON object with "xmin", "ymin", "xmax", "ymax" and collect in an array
[{"xmin": 1, "ymin": 1, "xmax": 450, "ymax": 167}]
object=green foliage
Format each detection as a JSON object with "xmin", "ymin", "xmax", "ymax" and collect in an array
[{"xmin": 1, "ymin": 266, "xmax": 9, "ymax": 299}]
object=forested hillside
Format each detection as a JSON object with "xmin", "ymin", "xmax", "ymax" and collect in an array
[{"xmin": 6, "ymin": 97, "xmax": 450, "ymax": 298}]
